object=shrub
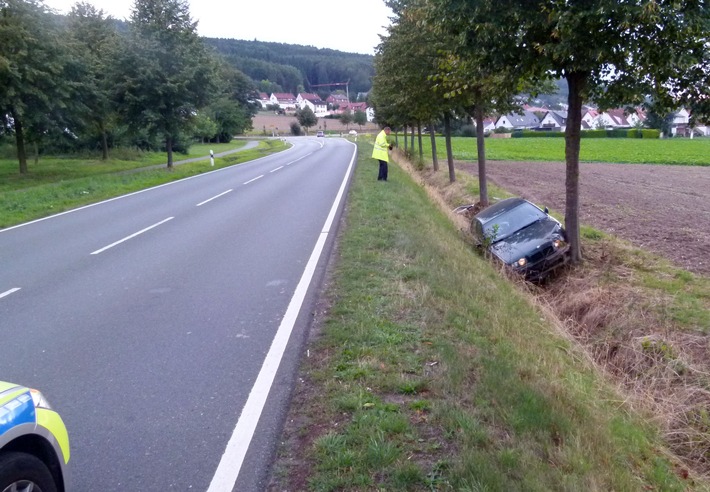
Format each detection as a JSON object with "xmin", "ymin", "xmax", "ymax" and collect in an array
[
  {"xmin": 516, "ymin": 130, "xmax": 565, "ymax": 138},
  {"xmin": 290, "ymin": 122, "xmax": 303, "ymax": 136},
  {"xmin": 607, "ymin": 129, "xmax": 628, "ymax": 138},
  {"xmin": 642, "ymin": 129, "xmax": 661, "ymax": 139},
  {"xmin": 457, "ymin": 124, "xmax": 476, "ymax": 137},
  {"xmin": 582, "ymin": 130, "xmax": 608, "ymax": 138}
]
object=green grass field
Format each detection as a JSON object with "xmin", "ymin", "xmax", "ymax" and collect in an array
[
  {"xmin": 0, "ymin": 139, "xmax": 286, "ymax": 228},
  {"xmin": 406, "ymin": 136, "xmax": 710, "ymax": 166}
]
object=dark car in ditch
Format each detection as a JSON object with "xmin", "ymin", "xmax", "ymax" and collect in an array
[{"xmin": 470, "ymin": 197, "xmax": 569, "ymax": 281}]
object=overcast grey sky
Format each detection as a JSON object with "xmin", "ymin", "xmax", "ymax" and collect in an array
[{"xmin": 44, "ymin": 0, "xmax": 393, "ymax": 55}]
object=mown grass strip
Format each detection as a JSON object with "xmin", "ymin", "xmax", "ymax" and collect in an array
[
  {"xmin": 277, "ymin": 140, "xmax": 689, "ymax": 491},
  {"xmin": 0, "ymin": 139, "xmax": 286, "ymax": 228},
  {"xmin": 411, "ymin": 136, "xmax": 710, "ymax": 166},
  {"xmin": 0, "ymin": 140, "xmax": 254, "ymax": 192}
]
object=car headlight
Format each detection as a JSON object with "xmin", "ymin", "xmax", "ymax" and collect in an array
[
  {"xmin": 553, "ymin": 239, "xmax": 566, "ymax": 249},
  {"xmin": 30, "ymin": 388, "xmax": 53, "ymax": 410},
  {"xmin": 516, "ymin": 258, "xmax": 527, "ymax": 267}
]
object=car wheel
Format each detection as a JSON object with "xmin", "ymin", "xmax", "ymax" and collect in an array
[{"xmin": 0, "ymin": 452, "xmax": 57, "ymax": 492}]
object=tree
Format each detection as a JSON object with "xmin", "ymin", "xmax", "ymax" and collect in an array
[
  {"xmin": 0, "ymin": 0, "xmax": 74, "ymax": 173},
  {"xmin": 430, "ymin": 0, "xmax": 710, "ymax": 264},
  {"xmin": 208, "ymin": 62, "xmax": 258, "ymax": 141},
  {"xmin": 353, "ymin": 110, "xmax": 367, "ymax": 130},
  {"xmin": 372, "ymin": 0, "xmax": 457, "ymax": 175},
  {"xmin": 257, "ymin": 80, "xmax": 282, "ymax": 94},
  {"xmin": 113, "ymin": 0, "xmax": 217, "ymax": 167},
  {"xmin": 644, "ymin": 104, "xmax": 674, "ymax": 137},
  {"xmin": 296, "ymin": 106, "xmax": 317, "ymax": 135},
  {"xmin": 192, "ymin": 111, "xmax": 218, "ymax": 142},
  {"xmin": 67, "ymin": 2, "xmax": 120, "ymax": 160},
  {"xmin": 339, "ymin": 110, "xmax": 353, "ymax": 130}
]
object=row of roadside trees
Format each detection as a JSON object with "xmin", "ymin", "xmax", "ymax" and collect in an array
[
  {"xmin": 370, "ymin": 0, "xmax": 709, "ymax": 266},
  {"xmin": 292, "ymin": 106, "xmax": 369, "ymax": 135},
  {"xmin": 0, "ymin": 0, "xmax": 259, "ymax": 172}
]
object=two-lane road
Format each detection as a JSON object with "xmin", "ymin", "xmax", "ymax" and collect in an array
[{"xmin": 0, "ymin": 137, "xmax": 357, "ymax": 490}]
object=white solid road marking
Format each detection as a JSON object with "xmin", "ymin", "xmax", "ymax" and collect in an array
[
  {"xmin": 206, "ymin": 141, "xmax": 357, "ymax": 492},
  {"xmin": 0, "ymin": 288, "xmax": 21, "ymax": 299},
  {"xmin": 269, "ymin": 166, "xmax": 284, "ymax": 173},
  {"xmin": 90, "ymin": 217, "xmax": 174, "ymax": 255},
  {"xmin": 197, "ymin": 189, "xmax": 233, "ymax": 207},
  {"xmin": 243, "ymin": 175, "xmax": 263, "ymax": 185}
]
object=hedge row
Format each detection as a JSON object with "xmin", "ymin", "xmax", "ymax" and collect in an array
[{"xmin": 510, "ymin": 128, "xmax": 661, "ymax": 139}]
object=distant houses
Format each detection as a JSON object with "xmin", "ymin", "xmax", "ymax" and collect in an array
[
  {"xmin": 257, "ymin": 92, "xmax": 271, "ymax": 109},
  {"xmin": 263, "ymin": 91, "xmax": 374, "ymax": 122},
  {"xmin": 269, "ymin": 93, "xmax": 298, "ymax": 110},
  {"xmin": 489, "ymin": 105, "xmax": 708, "ymax": 137},
  {"xmin": 297, "ymin": 93, "xmax": 328, "ymax": 117},
  {"xmin": 495, "ymin": 110, "xmax": 541, "ymax": 130},
  {"xmin": 670, "ymin": 108, "xmax": 710, "ymax": 137},
  {"xmin": 258, "ymin": 90, "xmax": 707, "ymax": 137},
  {"xmin": 539, "ymin": 110, "xmax": 567, "ymax": 131}
]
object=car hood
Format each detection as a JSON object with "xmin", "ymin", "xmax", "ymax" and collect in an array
[{"xmin": 489, "ymin": 219, "xmax": 563, "ymax": 264}]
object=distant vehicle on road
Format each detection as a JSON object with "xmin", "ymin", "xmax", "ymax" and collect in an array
[
  {"xmin": 348, "ymin": 130, "xmax": 358, "ymax": 136},
  {"xmin": 464, "ymin": 197, "xmax": 569, "ymax": 281},
  {"xmin": 316, "ymin": 131, "xmax": 325, "ymax": 137},
  {"xmin": 0, "ymin": 381, "xmax": 70, "ymax": 491}
]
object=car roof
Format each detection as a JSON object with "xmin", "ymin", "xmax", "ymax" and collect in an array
[
  {"xmin": 0, "ymin": 381, "xmax": 22, "ymax": 393},
  {"xmin": 475, "ymin": 197, "xmax": 529, "ymax": 223}
]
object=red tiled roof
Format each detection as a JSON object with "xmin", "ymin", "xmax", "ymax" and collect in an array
[
  {"xmin": 299, "ymin": 93, "xmax": 320, "ymax": 101},
  {"xmin": 272, "ymin": 93, "xmax": 296, "ymax": 100}
]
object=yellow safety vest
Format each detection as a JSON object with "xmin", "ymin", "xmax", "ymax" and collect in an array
[{"xmin": 372, "ymin": 130, "xmax": 389, "ymax": 162}]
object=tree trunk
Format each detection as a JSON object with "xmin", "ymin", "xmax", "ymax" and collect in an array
[
  {"xmin": 475, "ymin": 106, "xmax": 488, "ymax": 207},
  {"xmin": 409, "ymin": 126, "xmax": 415, "ymax": 152},
  {"xmin": 12, "ymin": 110, "xmax": 29, "ymax": 175},
  {"xmin": 33, "ymin": 142, "xmax": 39, "ymax": 166},
  {"xmin": 429, "ymin": 120, "xmax": 438, "ymax": 172},
  {"xmin": 444, "ymin": 113, "xmax": 455, "ymax": 183},
  {"xmin": 564, "ymin": 72, "xmax": 587, "ymax": 264},
  {"xmin": 166, "ymin": 136, "xmax": 174, "ymax": 169},
  {"xmin": 403, "ymin": 125, "xmax": 408, "ymax": 153},
  {"xmin": 417, "ymin": 122, "xmax": 423, "ymax": 162},
  {"xmin": 100, "ymin": 122, "xmax": 109, "ymax": 161}
]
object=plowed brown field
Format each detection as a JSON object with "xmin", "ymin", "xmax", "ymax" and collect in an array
[
  {"xmin": 251, "ymin": 112, "xmax": 380, "ymax": 135},
  {"xmin": 458, "ymin": 160, "xmax": 710, "ymax": 276}
]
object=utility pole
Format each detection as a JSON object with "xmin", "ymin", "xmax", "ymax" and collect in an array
[{"xmin": 309, "ymin": 80, "xmax": 351, "ymax": 101}]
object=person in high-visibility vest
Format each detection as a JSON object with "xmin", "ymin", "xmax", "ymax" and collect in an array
[{"xmin": 372, "ymin": 126, "xmax": 392, "ymax": 181}]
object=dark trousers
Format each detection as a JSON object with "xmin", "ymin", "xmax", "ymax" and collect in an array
[{"xmin": 377, "ymin": 160, "xmax": 388, "ymax": 181}]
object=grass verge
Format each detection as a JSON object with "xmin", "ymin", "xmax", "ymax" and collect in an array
[
  {"xmin": 400, "ymin": 148, "xmax": 710, "ymax": 481},
  {"xmin": 0, "ymin": 139, "xmax": 286, "ymax": 228},
  {"xmin": 268, "ymin": 141, "xmax": 698, "ymax": 490}
]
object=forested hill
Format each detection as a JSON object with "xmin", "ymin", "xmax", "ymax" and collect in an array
[{"xmin": 203, "ymin": 38, "xmax": 374, "ymax": 98}]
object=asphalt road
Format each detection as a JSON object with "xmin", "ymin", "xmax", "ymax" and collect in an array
[{"xmin": 0, "ymin": 137, "xmax": 357, "ymax": 491}]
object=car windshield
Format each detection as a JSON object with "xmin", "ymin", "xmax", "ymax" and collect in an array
[{"xmin": 482, "ymin": 202, "xmax": 547, "ymax": 241}]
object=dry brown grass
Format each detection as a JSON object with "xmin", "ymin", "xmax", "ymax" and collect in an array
[{"xmin": 392, "ymin": 150, "xmax": 710, "ymax": 480}]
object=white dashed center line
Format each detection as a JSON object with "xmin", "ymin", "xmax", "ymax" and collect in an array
[
  {"xmin": 197, "ymin": 189, "xmax": 233, "ymax": 207},
  {"xmin": 91, "ymin": 217, "xmax": 174, "ymax": 255},
  {"xmin": 0, "ymin": 288, "xmax": 21, "ymax": 299}
]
